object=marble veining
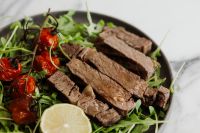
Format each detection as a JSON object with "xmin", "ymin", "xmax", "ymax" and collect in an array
[
  {"xmin": 161, "ymin": 60, "xmax": 200, "ymax": 133},
  {"xmin": 0, "ymin": 0, "xmax": 200, "ymax": 133}
]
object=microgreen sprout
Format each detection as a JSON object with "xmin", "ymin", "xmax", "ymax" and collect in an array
[{"xmin": 170, "ymin": 62, "xmax": 186, "ymax": 93}]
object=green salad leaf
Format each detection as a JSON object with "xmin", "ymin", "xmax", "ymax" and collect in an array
[
  {"xmin": 148, "ymin": 68, "xmax": 166, "ymax": 88},
  {"xmin": 57, "ymin": 10, "xmax": 104, "ymax": 48}
]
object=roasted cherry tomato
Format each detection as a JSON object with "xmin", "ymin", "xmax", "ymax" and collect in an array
[
  {"xmin": 39, "ymin": 28, "xmax": 58, "ymax": 50},
  {"xmin": 8, "ymin": 96, "xmax": 32, "ymax": 113},
  {"xmin": 8, "ymin": 96, "xmax": 37, "ymax": 125},
  {"xmin": 11, "ymin": 75, "xmax": 36, "ymax": 98},
  {"xmin": 33, "ymin": 51, "xmax": 60, "ymax": 76},
  {"xmin": 0, "ymin": 58, "xmax": 22, "ymax": 81},
  {"xmin": 12, "ymin": 109, "xmax": 37, "ymax": 125}
]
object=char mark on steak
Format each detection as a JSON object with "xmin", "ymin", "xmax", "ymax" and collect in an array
[
  {"xmin": 100, "ymin": 26, "xmax": 152, "ymax": 54},
  {"xmin": 67, "ymin": 58, "xmax": 135, "ymax": 112},
  {"xmin": 95, "ymin": 35, "xmax": 155, "ymax": 79},
  {"xmin": 48, "ymin": 71, "xmax": 121, "ymax": 126},
  {"xmin": 80, "ymin": 48, "xmax": 148, "ymax": 98}
]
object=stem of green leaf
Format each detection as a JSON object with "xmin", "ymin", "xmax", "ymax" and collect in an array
[
  {"xmin": 0, "ymin": 47, "xmax": 33, "ymax": 54},
  {"xmin": 0, "ymin": 25, "xmax": 19, "ymax": 58}
]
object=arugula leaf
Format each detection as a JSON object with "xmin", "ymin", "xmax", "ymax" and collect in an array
[
  {"xmin": 149, "ymin": 106, "xmax": 159, "ymax": 133},
  {"xmin": 149, "ymin": 106, "xmax": 155, "ymax": 116},
  {"xmin": 0, "ymin": 82, "xmax": 4, "ymax": 105},
  {"xmin": 0, "ymin": 26, "xmax": 19, "ymax": 58},
  {"xmin": 128, "ymin": 100, "xmax": 141, "ymax": 117},
  {"xmin": 57, "ymin": 11, "xmax": 95, "ymax": 48},
  {"xmin": 150, "ymin": 47, "xmax": 161, "ymax": 61},
  {"xmin": 84, "ymin": 19, "xmax": 105, "ymax": 41},
  {"xmin": 131, "ymin": 124, "xmax": 150, "ymax": 133},
  {"xmin": 0, "ymin": 109, "xmax": 12, "ymax": 130},
  {"xmin": 10, "ymin": 21, "xmax": 22, "ymax": 30},
  {"xmin": 106, "ymin": 22, "xmax": 116, "ymax": 28},
  {"xmin": 57, "ymin": 10, "xmax": 105, "ymax": 48},
  {"xmin": 85, "ymin": 4, "xmax": 105, "ymax": 38},
  {"xmin": 57, "ymin": 10, "xmax": 79, "ymax": 36},
  {"xmin": 148, "ymin": 67, "xmax": 166, "ymax": 88},
  {"xmin": 30, "ymin": 70, "xmax": 47, "ymax": 81},
  {"xmin": 135, "ymin": 99, "xmax": 142, "ymax": 113},
  {"xmin": 84, "ymin": 19, "xmax": 105, "ymax": 37}
]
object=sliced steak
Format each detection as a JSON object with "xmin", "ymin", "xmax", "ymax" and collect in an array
[
  {"xmin": 80, "ymin": 48, "xmax": 148, "ymax": 98},
  {"xmin": 48, "ymin": 71, "xmax": 80, "ymax": 104},
  {"xmin": 68, "ymin": 86, "xmax": 82, "ymax": 104},
  {"xmin": 61, "ymin": 44, "xmax": 84, "ymax": 58},
  {"xmin": 156, "ymin": 86, "xmax": 170, "ymax": 108},
  {"xmin": 77, "ymin": 85, "xmax": 109, "ymax": 117},
  {"xmin": 96, "ymin": 108, "xmax": 121, "ymax": 126},
  {"xmin": 95, "ymin": 36, "xmax": 155, "ymax": 79},
  {"xmin": 48, "ymin": 71, "xmax": 121, "ymax": 126},
  {"xmin": 100, "ymin": 26, "xmax": 152, "ymax": 54},
  {"xmin": 142, "ymin": 88, "xmax": 158, "ymax": 106},
  {"xmin": 77, "ymin": 96, "xmax": 109, "ymax": 117},
  {"xmin": 78, "ymin": 86, "xmax": 120, "ymax": 126},
  {"xmin": 67, "ymin": 58, "xmax": 135, "ymax": 112}
]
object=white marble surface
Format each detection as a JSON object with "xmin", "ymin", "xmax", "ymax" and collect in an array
[{"xmin": 1, "ymin": 0, "xmax": 200, "ymax": 133}]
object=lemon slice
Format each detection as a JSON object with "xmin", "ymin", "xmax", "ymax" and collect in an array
[{"xmin": 40, "ymin": 104, "xmax": 92, "ymax": 133}]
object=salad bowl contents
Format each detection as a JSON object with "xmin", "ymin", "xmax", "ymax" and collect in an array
[{"xmin": 0, "ymin": 10, "xmax": 172, "ymax": 133}]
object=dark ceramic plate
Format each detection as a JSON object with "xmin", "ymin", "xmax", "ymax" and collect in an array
[{"xmin": 0, "ymin": 11, "xmax": 173, "ymax": 132}]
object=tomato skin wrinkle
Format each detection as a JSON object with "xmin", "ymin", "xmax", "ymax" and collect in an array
[
  {"xmin": 39, "ymin": 28, "xmax": 58, "ymax": 50},
  {"xmin": 11, "ymin": 75, "xmax": 36, "ymax": 98},
  {"xmin": 33, "ymin": 51, "xmax": 60, "ymax": 76},
  {"xmin": 0, "ymin": 58, "xmax": 22, "ymax": 81}
]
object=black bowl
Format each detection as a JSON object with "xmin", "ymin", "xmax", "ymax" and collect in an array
[{"xmin": 0, "ymin": 11, "xmax": 173, "ymax": 133}]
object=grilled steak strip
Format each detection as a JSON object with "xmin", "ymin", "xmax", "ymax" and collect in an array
[
  {"xmin": 78, "ymin": 90, "xmax": 121, "ymax": 126},
  {"xmin": 61, "ymin": 44, "xmax": 84, "ymax": 58},
  {"xmin": 77, "ymin": 95, "xmax": 108, "ymax": 117},
  {"xmin": 48, "ymin": 71, "xmax": 121, "ymax": 126},
  {"xmin": 100, "ymin": 26, "xmax": 152, "ymax": 54},
  {"xmin": 68, "ymin": 86, "xmax": 82, "ymax": 104},
  {"xmin": 79, "ymin": 48, "xmax": 148, "ymax": 98},
  {"xmin": 67, "ymin": 58, "xmax": 135, "ymax": 112},
  {"xmin": 142, "ymin": 87, "xmax": 158, "ymax": 106},
  {"xmin": 48, "ymin": 71, "xmax": 80, "ymax": 104},
  {"xmin": 96, "ymin": 108, "xmax": 121, "ymax": 126},
  {"xmin": 78, "ymin": 86, "xmax": 121, "ymax": 126},
  {"xmin": 95, "ymin": 36, "xmax": 155, "ymax": 79},
  {"xmin": 156, "ymin": 86, "xmax": 170, "ymax": 108}
]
